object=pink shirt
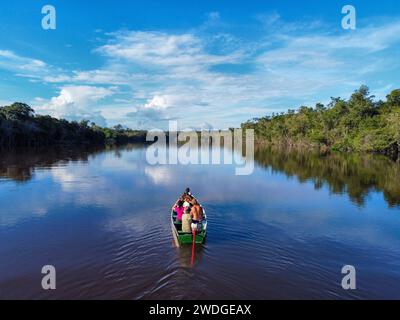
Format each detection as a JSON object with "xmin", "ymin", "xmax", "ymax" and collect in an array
[{"xmin": 175, "ymin": 207, "xmax": 185, "ymax": 221}]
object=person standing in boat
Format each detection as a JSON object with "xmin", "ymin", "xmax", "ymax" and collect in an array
[{"xmin": 190, "ymin": 200, "xmax": 203, "ymax": 223}]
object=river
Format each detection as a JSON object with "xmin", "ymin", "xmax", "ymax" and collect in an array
[{"xmin": 1, "ymin": 144, "xmax": 400, "ymax": 299}]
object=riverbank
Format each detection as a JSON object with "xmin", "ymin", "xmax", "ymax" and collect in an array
[
  {"xmin": 253, "ymin": 137, "xmax": 399, "ymax": 161},
  {"xmin": 242, "ymin": 86, "xmax": 400, "ymax": 160},
  {"xmin": 0, "ymin": 103, "xmax": 147, "ymax": 148}
]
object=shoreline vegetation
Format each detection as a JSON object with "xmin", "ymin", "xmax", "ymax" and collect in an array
[
  {"xmin": 241, "ymin": 86, "xmax": 400, "ymax": 160},
  {"xmin": 0, "ymin": 103, "xmax": 147, "ymax": 148},
  {"xmin": 1, "ymin": 85, "xmax": 400, "ymax": 161}
]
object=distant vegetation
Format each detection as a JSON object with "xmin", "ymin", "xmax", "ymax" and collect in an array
[
  {"xmin": 0, "ymin": 103, "xmax": 147, "ymax": 148},
  {"xmin": 242, "ymin": 86, "xmax": 400, "ymax": 159}
]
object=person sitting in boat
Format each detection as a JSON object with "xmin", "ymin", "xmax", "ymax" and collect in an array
[
  {"xmin": 183, "ymin": 187, "xmax": 192, "ymax": 197},
  {"xmin": 181, "ymin": 207, "xmax": 192, "ymax": 233},
  {"xmin": 173, "ymin": 200, "xmax": 185, "ymax": 222},
  {"xmin": 173, "ymin": 191, "xmax": 190, "ymax": 207},
  {"xmin": 190, "ymin": 200, "xmax": 203, "ymax": 224},
  {"xmin": 182, "ymin": 191, "xmax": 196, "ymax": 209},
  {"xmin": 172, "ymin": 195, "xmax": 190, "ymax": 210},
  {"xmin": 181, "ymin": 188, "xmax": 195, "ymax": 203},
  {"xmin": 182, "ymin": 195, "xmax": 192, "ymax": 209}
]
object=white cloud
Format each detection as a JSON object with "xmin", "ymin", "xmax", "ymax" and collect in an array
[
  {"xmin": 71, "ymin": 70, "xmax": 136, "ymax": 85},
  {"xmin": 144, "ymin": 95, "xmax": 171, "ymax": 110},
  {"xmin": 93, "ymin": 20, "xmax": 400, "ymax": 128},
  {"xmin": 141, "ymin": 94, "xmax": 206, "ymax": 110},
  {"xmin": 96, "ymin": 30, "xmax": 243, "ymax": 75},
  {"xmin": 35, "ymin": 86, "xmax": 114, "ymax": 126},
  {"xmin": 0, "ymin": 50, "xmax": 46, "ymax": 73},
  {"xmin": 3, "ymin": 16, "xmax": 400, "ymax": 129},
  {"xmin": 40, "ymin": 85, "xmax": 114, "ymax": 111},
  {"xmin": 258, "ymin": 21, "xmax": 400, "ymax": 70}
]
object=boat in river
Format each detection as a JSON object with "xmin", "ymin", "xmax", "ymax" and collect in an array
[{"xmin": 171, "ymin": 205, "xmax": 207, "ymax": 246}]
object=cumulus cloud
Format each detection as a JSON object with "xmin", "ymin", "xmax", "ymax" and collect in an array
[
  {"xmin": 141, "ymin": 94, "xmax": 208, "ymax": 110},
  {"xmin": 143, "ymin": 95, "xmax": 172, "ymax": 110},
  {"xmin": 35, "ymin": 86, "xmax": 114, "ymax": 126}
]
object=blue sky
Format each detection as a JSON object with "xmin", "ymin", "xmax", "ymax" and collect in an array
[{"xmin": 0, "ymin": 0, "xmax": 399, "ymax": 129}]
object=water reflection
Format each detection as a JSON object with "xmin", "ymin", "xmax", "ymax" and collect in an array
[
  {"xmin": 173, "ymin": 242, "xmax": 205, "ymax": 269},
  {"xmin": 0, "ymin": 146, "xmax": 103, "ymax": 182},
  {"xmin": 1, "ymin": 144, "xmax": 400, "ymax": 299},
  {"xmin": 2, "ymin": 144, "xmax": 400, "ymax": 207},
  {"xmin": 254, "ymin": 145, "xmax": 400, "ymax": 207}
]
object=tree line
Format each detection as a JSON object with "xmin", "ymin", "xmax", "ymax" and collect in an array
[
  {"xmin": 242, "ymin": 86, "xmax": 400, "ymax": 159},
  {"xmin": 0, "ymin": 103, "xmax": 147, "ymax": 148}
]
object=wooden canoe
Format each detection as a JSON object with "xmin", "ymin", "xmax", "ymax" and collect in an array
[{"xmin": 171, "ymin": 206, "xmax": 207, "ymax": 246}]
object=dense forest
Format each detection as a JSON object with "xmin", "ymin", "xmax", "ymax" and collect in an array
[
  {"xmin": 0, "ymin": 103, "xmax": 147, "ymax": 148},
  {"xmin": 242, "ymin": 86, "xmax": 400, "ymax": 159}
]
